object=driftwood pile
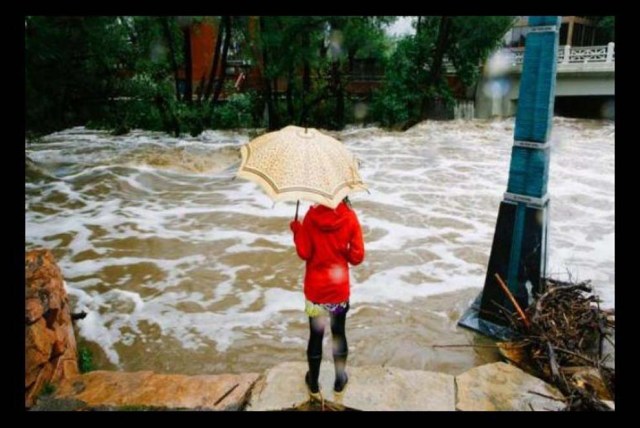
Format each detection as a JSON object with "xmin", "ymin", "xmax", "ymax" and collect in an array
[{"xmin": 497, "ymin": 277, "xmax": 615, "ymax": 411}]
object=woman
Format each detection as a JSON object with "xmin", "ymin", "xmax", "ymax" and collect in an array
[{"xmin": 290, "ymin": 197, "xmax": 365, "ymax": 400}]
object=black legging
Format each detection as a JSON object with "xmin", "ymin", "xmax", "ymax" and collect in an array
[
  {"xmin": 306, "ymin": 307, "xmax": 349, "ymax": 390},
  {"xmin": 307, "ymin": 311, "xmax": 348, "ymax": 358}
]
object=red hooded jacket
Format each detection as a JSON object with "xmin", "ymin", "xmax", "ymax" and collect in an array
[{"xmin": 290, "ymin": 202, "xmax": 365, "ymax": 304}]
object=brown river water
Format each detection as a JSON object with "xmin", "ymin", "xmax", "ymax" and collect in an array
[{"xmin": 25, "ymin": 118, "xmax": 614, "ymax": 375}]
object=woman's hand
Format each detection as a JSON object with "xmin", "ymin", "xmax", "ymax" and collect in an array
[{"xmin": 290, "ymin": 220, "xmax": 302, "ymax": 233}]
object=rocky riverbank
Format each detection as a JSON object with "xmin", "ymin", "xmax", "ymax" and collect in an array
[
  {"xmin": 25, "ymin": 249, "xmax": 80, "ymax": 407},
  {"xmin": 25, "ymin": 249, "xmax": 611, "ymax": 411},
  {"xmin": 32, "ymin": 360, "xmax": 567, "ymax": 411}
]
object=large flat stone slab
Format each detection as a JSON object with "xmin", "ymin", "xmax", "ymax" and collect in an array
[
  {"xmin": 54, "ymin": 370, "xmax": 259, "ymax": 410},
  {"xmin": 455, "ymin": 362, "xmax": 565, "ymax": 411},
  {"xmin": 246, "ymin": 361, "xmax": 455, "ymax": 411}
]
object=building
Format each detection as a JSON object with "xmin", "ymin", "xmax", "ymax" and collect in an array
[{"xmin": 505, "ymin": 16, "xmax": 612, "ymax": 48}]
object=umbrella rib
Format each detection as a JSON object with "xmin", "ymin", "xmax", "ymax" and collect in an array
[{"xmin": 241, "ymin": 165, "xmax": 284, "ymax": 195}]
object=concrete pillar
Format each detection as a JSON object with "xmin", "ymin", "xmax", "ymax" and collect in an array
[
  {"xmin": 563, "ymin": 45, "xmax": 571, "ymax": 64},
  {"xmin": 606, "ymin": 42, "xmax": 615, "ymax": 63},
  {"xmin": 567, "ymin": 18, "xmax": 575, "ymax": 46},
  {"xmin": 459, "ymin": 16, "xmax": 559, "ymax": 337}
]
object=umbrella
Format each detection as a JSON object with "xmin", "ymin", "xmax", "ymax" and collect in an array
[{"xmin": 237, "ymin": 125, "xmax": 367, "ymax": 217}]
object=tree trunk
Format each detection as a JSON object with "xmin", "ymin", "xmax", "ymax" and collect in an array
[
  {"xmin": 429, "ymin": 16, "xmax": 452, "ymax": 87},
  {"xmin": 202, "ymin": 17, "xmax": 225, "ymax": 102},
  {"xmin": 182, "ymin": 27, "xmax": 193, "ymax": 103},
  {"xmin": 272, "ymin": 77, "xmax": 280, "ymax": 116},
  {"xmin": 348, "ymin": 50, "xmax": 355, "ymax": 75},
  {"xmin": 332, "ymin": 60, "xmax": 345, "ymax": 129},
  {"xmin": 155, "ymin": 94, "xmax": 180, "ymax": 137},
  {"xmin": 421, "ymin": 16, "xmax": 452, "ymax": 118},
  {"xmin": 259, "ymin": 17, "xmax": 279, "ymax": 130},
  {"xmin": 161, "ymin": 17, "xmax": 181, "ymax": 101},
  {"xmin": 299, "ymin": 31, "xmax": 312, "ymax": 127},
  {"xmin": 328, "ymin": 19, "xmax": 345, "ymax": 129},
  {"xmin": 194, "ymin": 75, "xmax": 207, "ymax": 101},
  {"xmin": 300, "ymin": 88, "xmax": 330, "ymax": 126},
  {"xmin": 212, "ymin": 16, "xmax": 232, "ymax": 105},
  {"xmin": 286, "ymin": 68, "xmax": 294, "ymax": 122}
]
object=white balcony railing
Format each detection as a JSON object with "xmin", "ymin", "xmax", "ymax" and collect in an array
[
  {"xmin": 505, "ymin": 43, "xmax": 615, "ymax": 66},
  {"xmin": 442, "ymin": 43, "xmax": 614, "ymax": 75}
]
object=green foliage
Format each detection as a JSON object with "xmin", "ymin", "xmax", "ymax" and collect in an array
[
  {"xmin": 213, "ymin": 92, "xmax": 257, "ymax": 129},
  {"xmin": 26, "ymin": 16, "xmax": 270, "ymax": 135},
  {"xmin": 39, "ymin": 382, "xmax": 56, "ymax": 397},
  {"xmin": 371, "ymin": 37, "xmax": 425, "ymax": 127},
  {"xmin": 595, "ymin": 16, "xmax": 614, "ymax": 42},
  {"xmin": 26, "ymin": 16, "xmax": 514, "ymax": 134},
  {"xmin": 256, "ymin": 16, "xmax": 395, "ymax": 130},
  {"xmin": 342, "ymin": 17, "xmax": 395, "ymax": 61},
  {"xmin": 78, "ymin": 346, "xmax": 95, "ymax": 373},
  {"xmin": 26, "ymin": 16, "xmax": 176, "ymax": 136},
  {"xmin": 447, "ymin": 16, "xmax": 515, "ymax": 87},
  {"xmin": 372, "ymin": 16, "xmax": 513, "ymax": 128},
  {"xmin": 26, "ymin": 17, "xmax": 124, "ymax": 134}
]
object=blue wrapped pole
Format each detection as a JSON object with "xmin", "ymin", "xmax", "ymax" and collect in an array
[{"xmin": 459, "ymin": 16, "xmax": 559, "ymax": 338}]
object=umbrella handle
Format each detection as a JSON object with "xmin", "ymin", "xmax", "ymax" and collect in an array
[{"xmin": 295, "ymin": 200, "xmax": 300, "ymax": 222}]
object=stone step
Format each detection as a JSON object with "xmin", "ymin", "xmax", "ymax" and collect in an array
[
  {"xmin": 246, "ymin": 361, "xmax": 456, "ymax": 411},
  {"xmin": 51, "ymin": 370, "xmax": 259, "ymax": 410},
  {"xmin": 40, "ymin": 362, "xmax": 567, "ymax": 411},
  {"xmin": 455, "ymin": 362, "xmax": 565, "ymax": 411}
]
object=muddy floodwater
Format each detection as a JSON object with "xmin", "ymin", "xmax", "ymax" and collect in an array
[{"xmin": 25, "ymin": 118, "xmax": 614, "ymax": 375}]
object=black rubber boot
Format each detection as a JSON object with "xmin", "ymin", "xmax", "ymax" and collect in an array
[
  {"xmin": 333, "ymin": 352, "xmax": 349, "ymax": 392},
  {"xmin": 306, "ymin": 355, "xmax": 322, "ymax": 394}
]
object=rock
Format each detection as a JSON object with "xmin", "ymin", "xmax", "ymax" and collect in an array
[
  {"xmin": 246, "ymin": 361, "xmax": 456, "ymax": 411},
  {"xmin": 25, "ymin": 318, "xmax": 55, "ymax": 370},
  {"xmin": 26, "ymin": 250, "xmax": 63, "ymax": 293},
  {"xmin": 26, "ymin": 365, "xmax": 40, "ymax": 390},
  {"xmin": 54, "ymin": 371, "xmax": 259, "ymax": 410},
  {"xmin": 25, "ymin": 360, "xmax": 55, "ymax": 407},
  {"xmin": 456, "ymin": 362, "xmax": 565, "ymax": 411},
  {"xmin": 26, "ymin": 298, "xmax": 44, "ymax": 324},
  {"xmin": 50, "ymin": 355, "xmax": 82, "ymax": 385},
  {"xmin": 25, "ymin": 249, "xmax": 79, "ymax": 407},
  {"xmin": 568, "ymin": 367, "xmax": 613, "ymax": 401},
  {"xmin": 51, "ymin": 323, "xmax": 70, "ymax": 357},
  {"xmin": 31, "ymin": 396, "xmax": 88, "ymax": 412}
]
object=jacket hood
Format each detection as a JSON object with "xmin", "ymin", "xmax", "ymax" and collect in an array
[{"xmin": 309, "ymin": 202, "xmax": 350, "ymax": 231}]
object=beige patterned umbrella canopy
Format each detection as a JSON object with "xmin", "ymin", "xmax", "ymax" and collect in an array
[{"xmin": 237, "ymin": 125, "xmax": 367, "ymax": 209}]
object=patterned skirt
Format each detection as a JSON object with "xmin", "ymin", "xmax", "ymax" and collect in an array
[{"xmin": 305, "ymin": 299, "xmax": 350, "ymax": 318}]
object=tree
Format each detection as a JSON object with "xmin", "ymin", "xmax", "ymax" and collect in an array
[
  {"xmin": 373, "ymin": 16, "xmax": 514, "ymax": 129},
  {"xmin": 593, "ymin": 16, "xmax": 614, "ymax": 42},
  {"xmin": 212, "ymin": 16, "xmax": 232, "ymax": 105},
  {"xmin": 252, "ymin": 16, "xmax": 394, "ymax": 130},
  {"xmin": 326, "ymin": 16, "xmax": 394, "ymax": 129},
  {"xmin": 26, "ymin": 16, "xmax": 133, "ymax": 134},
  {"xmin": 26, "ymin": 16, "xmax": 411, "ymax": 135}
]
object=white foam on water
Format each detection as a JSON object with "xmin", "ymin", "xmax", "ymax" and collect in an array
[{"xmin": 66, "ymin": 285, "xmax": 123, "ymax": 364}]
